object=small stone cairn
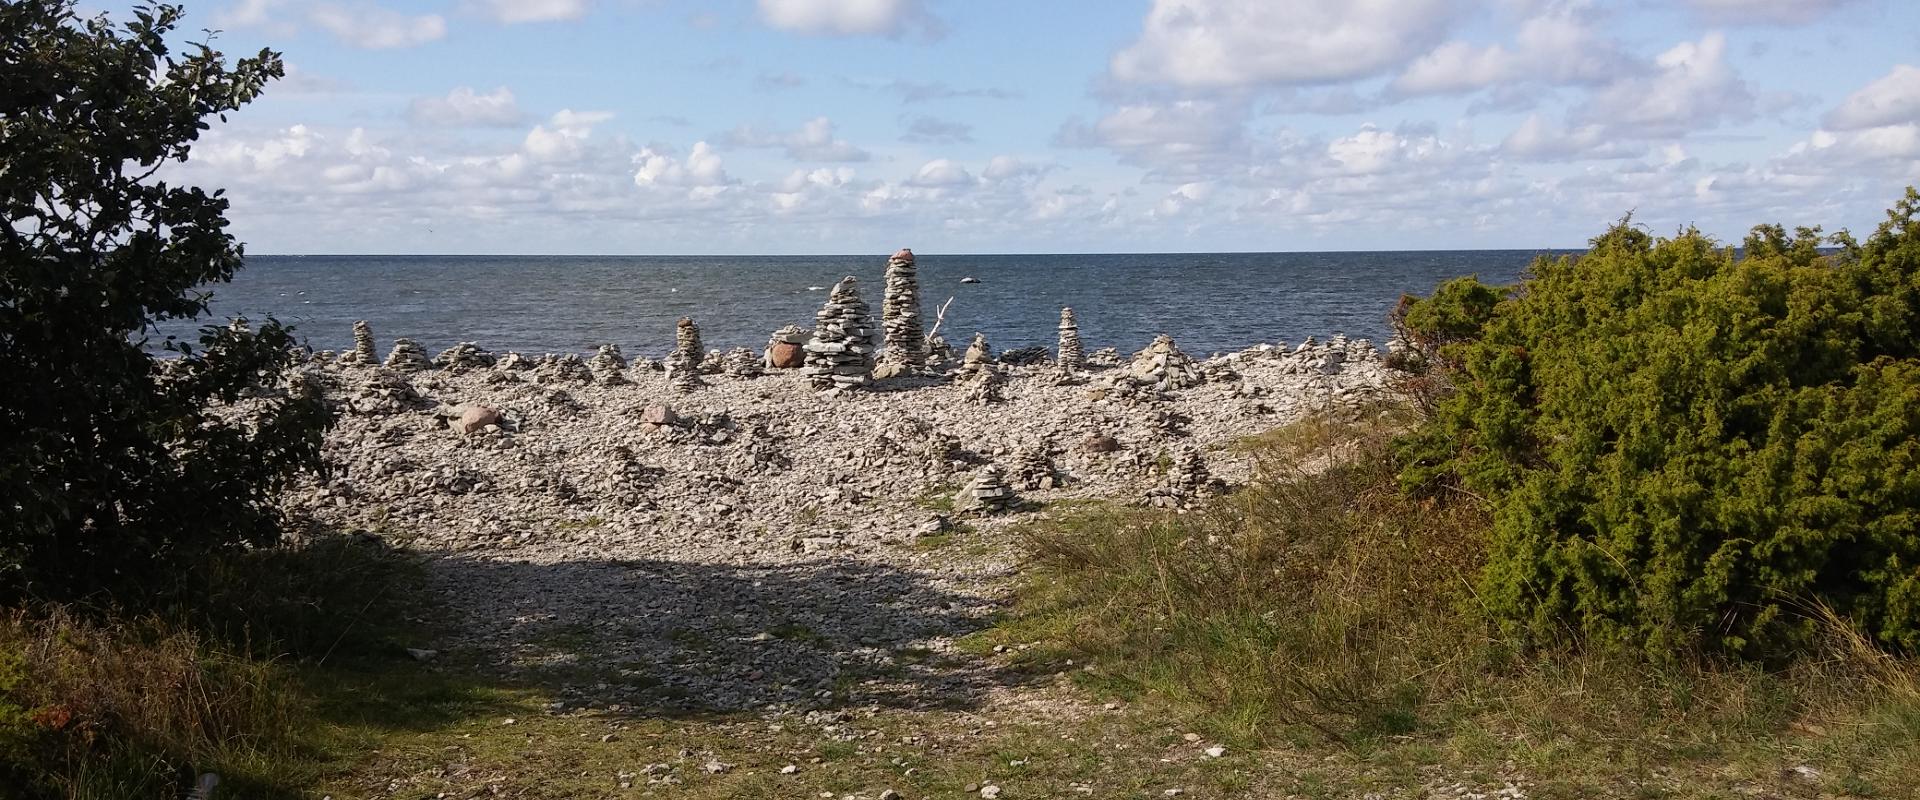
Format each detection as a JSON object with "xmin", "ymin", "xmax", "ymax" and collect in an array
[
  {"xmin": 1009, "ymin": 440, "xmax": 1061, "ymax": 491},
  {"xmin": 1126, "ymin": 334, "xmax": 1203, "ymax": 390},
  {"xmin": 433, "ymin": 342, "xmax": 495, "ymax": 372},
  {"xmin": 878, "ymin": 248, "xmax": 925, "ymax": 374},
  {"xmin": 803, "ymin": 276, "xmax": 876, "ymax": 393},
  {"xmin": 589, "ymin": 344, "xmax": 629, "ymax": 385},
  {"xmin": 1056, "ymin": 307, "xmax": 1085, "ymax": 368},
  {"xmin": 954, "ymin": 332, "xmax": 1003, "ymax": 403},
  {"xmin": 383, "ymin": 338, "xmax": 431, "ymax": 372},
  {"xmin": 347, "ymin": 320, "xmax": 378, "ymax": 365},
  {"xmin": 957, "ymin": 465, "xmax": 1018, "ymax": 515},
  {"xmin": 765, "ymin": 325, "xmax": 809, "ymax": 369},
  {"xmin": 667, "ymin": 318, "xmax": 706, "ymax": 393},
  {"xmin": 1146, "ymin": 445, "xmax": 1218, "ymax": 510},
  {"xmin": 722, "ymin": 347, "xmax": 763, "ymax": 379},
  {"xmin": 538, "ymin": 353, "xmax": 593, "ymax": 383}
]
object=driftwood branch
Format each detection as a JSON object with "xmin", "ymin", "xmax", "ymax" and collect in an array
[{"xmin": 926, "ymin": 296, "xmax": 956, "ymax": 341}]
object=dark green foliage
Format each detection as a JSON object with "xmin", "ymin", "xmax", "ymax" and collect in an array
[
  {"xmin": 0, "ymin": 2, "xmax": 327, "ymax": 601},
  {"xmin": 1398, "ymin": 190, "xmax": 1920, "ymax": 657}
]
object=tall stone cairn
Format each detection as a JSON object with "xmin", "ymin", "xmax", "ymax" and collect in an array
[
  {"xmin": 348, "ymin": 320, "xmax": 378, "ymax": 365},
  {"xmin": 803, "ymin": 276, "xmax": 876, "ymax": 392},
  {"xmin": 667, "ymin": 318, "xmax": 705, "ymax": 393},
  {"xmin": 1056, "ymin": 307, "xmax": 1085, "ymax": 370},
  {"xmin": 880, "ymin": 248, "xmax": 925, "ymax": 367},
  {"xmin": 383, "ymin": 338, "xmax": 431, "ymax": 372}
]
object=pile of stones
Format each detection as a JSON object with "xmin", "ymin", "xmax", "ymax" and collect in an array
[
  {"xmin": 345, "ymin": 320, "xmax": 378, "ymax": 365},
  {"xmin": 1009, "ymin": 440, "xmax": 1060, "ymax": 491},
  {"xmin": 1145, "ymin": 445, "xmax": 1219, "ymax": 510},
  {"xmin": 589, "ymin": 344, "xmax": 629, "ymax": 384},
  {"xmin": 765, "ymin": 325, "xmax": 809, "ymax": 369},
  {"xmin": 1087, "ymin": 347, "xmax": 1122, "ymax": 368},
  {"xmin": 433, "ymin": 342, "xmax": 495, "ymax": 372},
  {"xmin": 722, "ymin": 347, "xmax": 763, "ymax": 379},
  {"xmin": 1055, "ymin": 307, "xmax": 1085, "ymax": 381},
  {"xmin": 497, "ymin": 352, "xmax": 533, "ymax": 371},
  {"xmin": 953, "ymin": 333, "xmax": 1003, "ymax": 404},
  {"xmin": 956, "ymin": 465, "xmax": 1018, "ymax": 515},
  {"xmin": 802, "ymin": 276, "xmax": 876, "ymax": 393},
  {"xmin": 667, "ymin": 318, "xmax": 706, "ymax": 393},
  {"xmin": 383, "ymin": 338, "xmax": 432, "ymax": 372},
  {"xmin": 537, "ymin": 353, "xmax": 593, "ymax": 383},
  {"xmin": 877, "ymin": 248, "xmax": 925, "ymax": 374},
  {"xmin": 1125, "ymin": 335, "xmax": 1203, "ymax": 390},
  {"xmin": 349, "ymin": 369, "xmax": 420, "ymax": 415}
]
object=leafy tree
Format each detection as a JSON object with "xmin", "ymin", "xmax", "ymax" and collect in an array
[
  {"xmin": 0, "ymin": 1, "xmax": 328, "ymax": 602},
  {"xmin": 1398, "ymin": 191, "xmax": 1920, "ymax": 658}
]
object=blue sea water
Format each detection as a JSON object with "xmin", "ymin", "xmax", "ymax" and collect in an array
[{"xmin": 158, "ymin": 252, "xmax": 1563, "ymax": 359}]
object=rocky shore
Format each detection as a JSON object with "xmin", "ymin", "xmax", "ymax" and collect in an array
[{"xmin": 282, "ymin": 309, "xmax": 1399, "ymax": 715}]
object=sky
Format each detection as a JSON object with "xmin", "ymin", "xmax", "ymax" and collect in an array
[{"xmin": 115, "ymin": 0, "xmax": 1920, "ymax": 254}]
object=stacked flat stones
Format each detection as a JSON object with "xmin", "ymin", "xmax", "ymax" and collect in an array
[
  {"xmin": 803, "ymin": 276, "xmax": 876, "ymax": 393},
  {"xmin": 1054, "ymin": 307, "xmax": 1085, "ymax": 383},
  {"xmin": 954, "ymin": 332, "xmax": 1003, "ymax": 403},
  {"xmin": 1147, "ymin": 445, "xmax": 1215, "ymax": 510},
  {"xmin": 383, "ymin": 338, "xmax": 431, "ymax": 372},
  {"xmin": 765, "ymin": 325, "xmax": 809, "ymax": 369},
  {"xmin": 1010, "ymin": 440, "xmax": 1060, "ymax": 491},
  {"xmin": 348, "ymin": 320, "xmax": 379, "ymax": 365},
  {"xmin": 433, "ymin": 342, "xmax": 495, "ymax": 372},
  {"xmin": 722, "ymin": 347, "xmax": 763, "ymax": 379},
  {"xmin": 878, "ymin": 248, "xmax": 925, "ymax": 371},
  {"xmin": 667, "ymin": 318, "xmax": 705, "ymax": 393},
  {"xmin": 957, "ymin": 465, "xmax": 1018, "ymax": 515},
  {"xmin": 1126, "ymin": 334, "xmax": 1203, "ymax": 390},
  {"xmin": 589, "ymin": 344, "xmax": 629, "ymax": 385}
]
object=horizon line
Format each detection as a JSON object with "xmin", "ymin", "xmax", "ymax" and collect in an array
[{"xmin": 245, "ymin": 246, "xmax": 1592, "ymax": 258}]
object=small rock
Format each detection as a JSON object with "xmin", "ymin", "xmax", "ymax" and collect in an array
[
  {"xmin": 980, "ymin": 786, "xmax": 1001, "ymax": 799},
  {"xmin": 703, "ymin": 760, "xmax": 733, "ymax": 774},
  {"xmin": 1204, "ymin": 746, "xmax": 1225, "ymax": 758},
  {"xmin": 780, "ymin": 764, "xmax": 799, "ymax": 774},
  {"xmin": 405, "ymin": 648, "xmax": 438, "ymax": 662}
]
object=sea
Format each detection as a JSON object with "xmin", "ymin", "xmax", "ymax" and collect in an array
[{"xmin": 157, "ymin": 252, "xmax": 1565, "ymax": 359}]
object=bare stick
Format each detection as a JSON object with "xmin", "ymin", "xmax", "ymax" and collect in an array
[{"xmin": 927, "ymin": 296, "xmax": 956, "ymax": 341}]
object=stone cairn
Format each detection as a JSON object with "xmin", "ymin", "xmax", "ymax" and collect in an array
[
  {"xmin": 497, "ymin": 352, "xmax": 534, "ymax": 371},
  {"xmin": 765, "ymin": 325, "xmax": 809, "ymax": 369},
  {"xmin": 878, "ymin": 248, "xmax": 925, "ymax": 373},
  {"xmin": 383, "ymin": 338, "xmax": 431, "ymax": 372},
  {"xmin": 347, "ymin": 320, "xmax": 378, "ymax": 365},
  {"xmin": 1009, "ymin": 439, "xmax": 1061, "ymax": 491},
  {"xmin": 1146, "ymin": 445, "xmax": 1217, "ymax": 510},
  {"xmin": 803, "ymin": 276, "xmax": 877, "ymax": 393},
  {"xmin": 589, "ymin": 344, "xmax": 629, "ymax": 385},
  {"xmin": 433, "ymin": 342, "xmax": 494, "ymax": 372},
  {"xmin": 1056, "ymin": 307, "xmax": 1085, "ymax": 371},
  {"xmin": 538, "ymin": 353, "xmax": 593, "ymax": 383},
  {"xmin": 957, "ymin": 465, "xmax": 1018, "ymax": 515},
  {"xmin": 954, "ymin": 332, "xmax": 1003, "ymax": 403},
  {"xmin": 722, "ymin": 347, "xmax": 763, "ymax": 379},
  {"xmin": 1126, "ymin": 334, "xmax": 1203, "ymax": 391},
  {"xmin": 667, "ymin": 318, "xmax": 706, "ymax": 393}
]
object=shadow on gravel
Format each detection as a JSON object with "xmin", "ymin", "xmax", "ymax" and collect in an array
[{"xmin": 425, "ymin": 554, "xmax": 1019, "ymax": 717}]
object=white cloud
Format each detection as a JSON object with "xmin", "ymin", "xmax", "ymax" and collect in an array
[
  {"xmin": 1056, "ymin": 99, "xmax": 1253, "ymax": 177},
  {"xmin": 524, "ymin": 110, "xmax": 615, "ymax": 161},
  {"xmin": 307, "ymin": 3, "xmax": 446, "ymax": 49},
  {"xmin": 633, "ymin": 142, "xmax": 730, "ymax": 188},
  {"xmin": 1576, "ymin": 32, "xmax": 1753, "ymax": 135},
  {"xmin": 408, "ymin": 86, "xmax": 525, "ymax": 127},
  {"xmin": 1111, "ymin": 0, "xmax": 1459, "ymax": 87},
  {"xmin": 756, "ymin": 0, "xmax": 937, "ymax": 38},
  {"xmin": 1825, "ymin": 65, "xmax": 1920, "ymax": 131},
  {"xmin": 1392, "ymin": 7, "xmax": 1627, "ymax": 96},
  {"xmin": 723, "ymin": 117, "xmax": 871, "ymax": 162},
  {"xmin": 1500, "ymin": 114, "xmax": 1641, "ymax": 161},
  {"xmin": 1685, "ymin": 0, "xmax": 1857, "ymax": 25},
  {"xmin": 474, "ymin": 0, "xmax": 588, "ymax": 23},
  {"xmin": 908, "ymin": 159, "xmax": 974, "ymax": 188}
]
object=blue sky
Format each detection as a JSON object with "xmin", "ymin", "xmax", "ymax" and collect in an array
[{"xmin": 119, "ymin": 0, "xmax": 1920, "ymax": 253}]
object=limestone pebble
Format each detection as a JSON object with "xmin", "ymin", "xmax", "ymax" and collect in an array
[{"xmin": 803, "ymin": 276, "xmax": 877, "ymax": 393}]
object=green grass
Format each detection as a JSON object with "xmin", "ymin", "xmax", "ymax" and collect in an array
[{"xmin": 995, "ymin": 408, "xmax": 1920, "ymax": 799}]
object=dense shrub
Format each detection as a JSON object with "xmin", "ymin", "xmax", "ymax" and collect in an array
[
  {"xmin": 1398, "ymin": 191, "xmax": 1920, "ymax": 657},
  {"xmin": 0, "ymin": 2, "xmax": 327, "ymax": 602}
]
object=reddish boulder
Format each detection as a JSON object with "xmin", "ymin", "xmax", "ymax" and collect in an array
[
  {"xmin": 454, "ymin": 405, "xmax": 502, "ymax": 435},
  {"xmin": 768, "ymin": 341, "xmax": 805, "ymax": 369}
]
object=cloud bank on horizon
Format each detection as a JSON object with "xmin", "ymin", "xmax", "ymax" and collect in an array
[{"xmin": 157, "ymin": 0, "xmax": 1920, "ymax": 253}]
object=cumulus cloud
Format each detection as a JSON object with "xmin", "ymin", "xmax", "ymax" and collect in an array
[
  {"xmin": 907, "ymin": 159, "xmax": 974, "ymax": 188},
  {"xmin": 1685, "ymin": 0, "xmax": 1858, "ymax": 25},
  {"xmin": 1111, "ymin": 0, "xmax": 1459, "ymax": 87},
  {"xmin": 473, "ymin": 0, "xmax": 589, "ymax": 23},
  {"xmin": 1392, "ymin": 6, "xmax": 1628, "ymax": 96},
  {"xmin": 632, "ymin": 142, "xmax": 730, "ymax": 189},
  {"xmin": 307, "ymin": 3, "xmax": 446, "ymax": 49},
  {"xmin": 1825, "ymin": 65, "xmax": 1920, "ymax": 130},
  {"xmin": 1056, "ymin": 99, "xmax": 1253, "ymax": 177},
  {"xmin": 756, "ymin": 0, "xmax": 939, "ymax": 38},
  {"xmin": 1500, "ymin": 114, "xmax": 1642, "ymax": 161},
  {"xmin": 723, "ymin": 117, "xmax": 871, "ymax": 162},
  {"xmin": 407, "ymin": 86, "xmax": 525, "ymax": 127},
  {"xmin": 900, "ymin": 115, "xmax": 973, "ymax": 144},
  {"xmin": 1576, "ymin": 32, "xmax": 1753, "ymax": 135},
  {"xmin": 524, "ymin": 109, "xmax": 616, "ymax": 161}
]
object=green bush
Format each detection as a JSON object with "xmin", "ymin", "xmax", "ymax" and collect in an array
[
  {"xmin": 1398, "ymin": 190, "xmax": 1920, "ymax": 657},
  {"xmin": 0, "ymin": 2, "xmax": 328, "ymax": 603}
]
